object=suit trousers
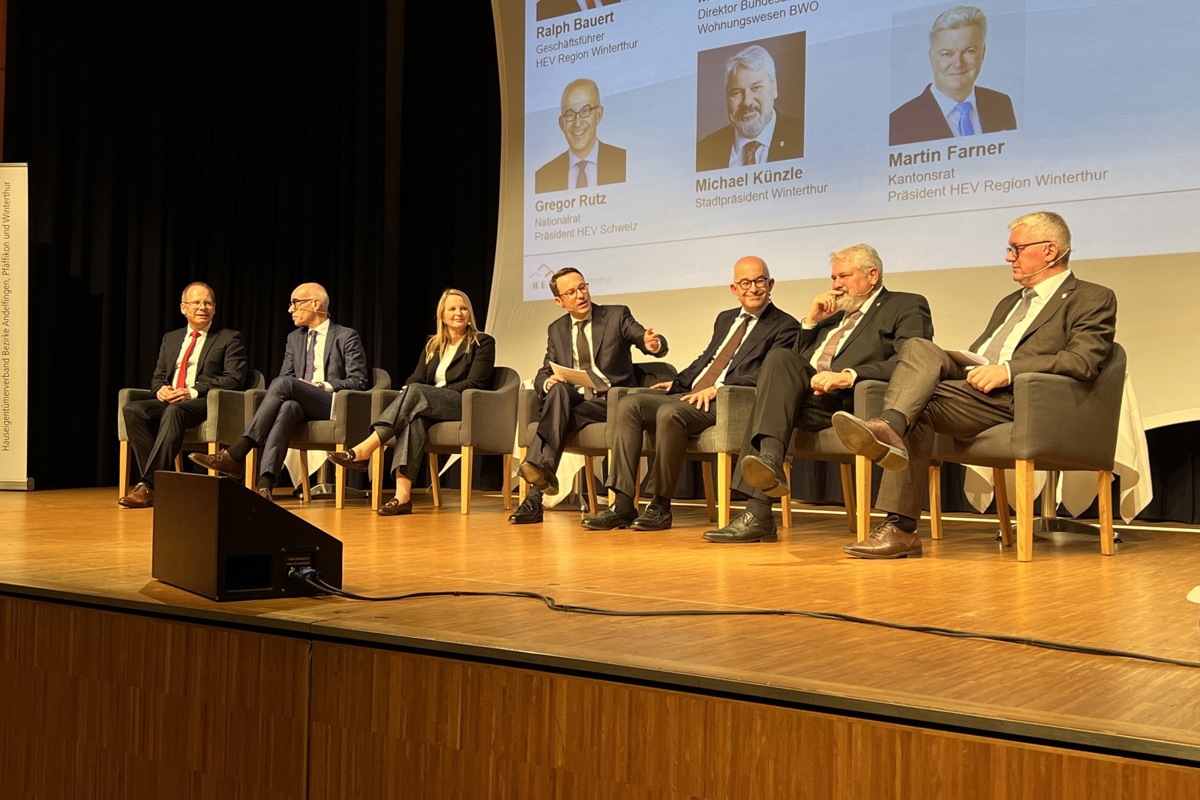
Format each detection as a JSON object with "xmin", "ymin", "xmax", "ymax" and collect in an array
[
  {"xmin": 371, "ymin": 384, "xmax": 463, "ymax": 481},
  {"xmin": 876, "ymin": 338, "xmax": 1015, "ymax": 519},
  {"xmin": 246, "ymin": 376, "xmax": 334, "ymax": 481},
  {"xmin": 607, "ymin": 393, "xmax": 716, "ymax": 500},
  {"xmin": 527, "ymin": 383, "xmax": 608, "ymax": 500},
  {"xmin": 122, "ymin": 396, "xmax": 209, "ymax": 486},
  {"xmin": 731, "ymin": 348, "xmax": 846, "ymax": 503}
]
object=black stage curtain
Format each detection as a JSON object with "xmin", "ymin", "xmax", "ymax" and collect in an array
[{"xmin": 3, "ymin": 0, "xmax": 499, "ymax": 489}]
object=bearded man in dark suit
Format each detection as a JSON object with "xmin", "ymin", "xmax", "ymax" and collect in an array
[
  {"xmin": 702, "ymin": 245, "xmax": 934, "ymax": 543},
  {"xmin": 119, "ymin": 282, "xmax": 248, "ymax": 508}
]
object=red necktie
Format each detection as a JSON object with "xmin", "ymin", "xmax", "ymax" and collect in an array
[
  {"xmin": 175, "ymin": 331, "xmax": 200, "ymax": 389},
  {"xmin": 692, "ymin": 314, "xmax": 749, "ymax": 392}
]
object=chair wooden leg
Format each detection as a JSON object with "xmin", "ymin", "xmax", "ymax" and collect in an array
[
  {"xmin": 429, "ymin": 453, "xmax": 442, "ymax": 508},
  {"xmin": 370, "ymin": 449, "xmax": 384, "ymax": 510},
  {"xmin": 299, "ymin": 451, "xmax": 311, "ymax": 503},
  {"xmin": 517, "ymin": 446, "xmax": 528, "ymax": 503},
  {"xmin": 1098, "ymin": 470, "xmax": 1116, "ymax": 556},
  {"xmin": 605, "ymin": 450, "xmax": 615, "ymax": 508},
  {"xmin": 839, "ymin": 463, "xmax": 856, "ymax": 534},
  {"xmin": 118, "ymin": 441, "xmax": 131, "ymax": 499},
  {"xmin": 174, "ymin": 454, "xmax": 184, "ymax": 472},
  {"xmin": 855, "ymin": 455, "xmax": 871, "ymax": 542},
  {"xmin": 634, "ymin": 458, "xmax": 644, "ymax": 514},
  {"xmin": 245, "ymin": 450, "xmax": 258, "ymax": 491},
  {"xmin": 207, "ymin": 442, "xmax": 219, "ymax": 475},
  {"xmin": 993, "ymin": 467, "xmax": 1013, "ymax": 548},
  {"xmin": 502, "ymin": 453, "xmax": 513, "ymax": 511},
  {"xmin": 460, "ymin": 446, "xmax": 473, "ymax": 514},
  {"xmin": 928, "ymin": 465, "xmax": 943, "ymax": 540},
  {"xmin": 583, "ymin": 458, "xmax": 598, "ymax": 515},
  {"xmin": 333, "ymin": 446, "xmax": 346, "ymax": 510},
  {"xmin": 781, "ymin": 460, "xmax": 793, "ymax": 529},
  {"xmin": 1015, "ymin": 460, "xmax": 1035, "ymax": 562},
  {"xmin": 717, "ymin": 453, "xmax": 732, "ymax": 529},
  {"xmin": 700, "ymin": 461, "xmax": 716, "ymax": 522}
]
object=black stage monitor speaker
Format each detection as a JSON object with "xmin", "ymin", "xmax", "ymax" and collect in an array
[{"xmin": 152, "ymin": 472, "xmax": 343, "ymax": 601}]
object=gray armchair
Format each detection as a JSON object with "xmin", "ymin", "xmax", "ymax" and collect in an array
[
  {"xmin": 369, "ymin": 366, "xmax": 520, "ymax": 514},
  {"xmin": 517, "ymin": 362, "xmax": 677, "ymax": 514},
  {"xmin": 927, "ymin": 342, "xmax": 1126, "ymax": 561},
  {"xmin": 116, "ymin": 370, "xmax": 265, "ymax": 499},
  {"xmin": 244, "ymin": 367, "xmax": 391, "ymax": 508}
]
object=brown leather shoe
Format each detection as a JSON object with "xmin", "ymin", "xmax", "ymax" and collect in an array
[
  {"xmin": 831, "ymin": 412, "xmax": 909, "ymax": 471},
  {"xmin": 118, "ymin": 482, "xmax": 155, "ymax": 508},
  {"xmin": 327, "ymin": 450, "xmax": 368, "ymax": 472},
  {"xmin": 189, "ymin": 449, "xmax": 245, "ymax": 479},
  {"xmin": 843, "ymin": 519, "xmax": 923, "ymax": 559},
  {"xmin": 378, "ymin": 497, "xmax": 413, "ymax": 516},
  {"xmin": 256, "ymin": 487, "xmax": 274, "ymax": 502}
]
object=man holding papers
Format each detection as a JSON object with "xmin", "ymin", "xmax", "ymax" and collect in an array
[
  {"xmin": 510, "ymin": 267, "xmax": 669, "ymax": 524},
  {"xmin": 831, "ymin": 211, "xmax": 1116, "ymax": 559}
]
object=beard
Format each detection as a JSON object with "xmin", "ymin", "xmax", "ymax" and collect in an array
[
  {"xmin": 731, "ymin": 105, "xmax": 769, "ymax": 139},
  {"xmin": 835, "ymin": 291, "xmax": 867, "ymax": 313}
]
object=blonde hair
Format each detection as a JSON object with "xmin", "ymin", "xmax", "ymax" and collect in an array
[{"xmin": 425, "ymin": 288, "xmax": 481, "ymax": 362}]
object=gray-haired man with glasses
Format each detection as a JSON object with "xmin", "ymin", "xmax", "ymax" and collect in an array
[
  {"xmin": 119, "ymin": 282, "xmax": 247, "ymax": 508},
  {"xmin": 535, "ymin": 78, "xmax": 627, "ymax": 194}
]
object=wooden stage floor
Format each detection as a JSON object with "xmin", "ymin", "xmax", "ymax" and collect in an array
[{"xmin": 4, "ymin": 484, "xmax": 1200, "ymax": 768}]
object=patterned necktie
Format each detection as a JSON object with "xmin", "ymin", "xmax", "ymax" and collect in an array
[
  {"xmin": 575, "ymin": 320, "xmax": 608, "ymax": 398},
  {"xmin": 955, "ymin": 101, "xmax": 975, "ymax": 136},
  {"xmin": 303, "ymin": 330, "xmax": 318, "ymax": 381},
  {"xmin": 575, "ymin": 160, "xmax": 589, "ymax": 189},
  {"xmin": 175, "ymin": 330, "xmax": 200, "ymax": 389},
  {"xmin": 740, "ymin": 141, "xmax": 762, "ymax": 166},
  {"xmin": 692, "ymin": 314, "xmax": 750, "ymax": 392},
  {"xmin": 815, "ymin": 310, "xmax": 861, "ymax": 372},
  {"xmin": 980, "ymin": 288, "xmax": 1035, "ymax": 365}
]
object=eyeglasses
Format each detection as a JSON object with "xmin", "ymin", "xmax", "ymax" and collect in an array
[
  {"xmin": 734, "ymin": 277, "xmax": 770, "ymax": 291},
  {"xmin": 558, "ymin": 283, "xmax": 589, "ymax": 300},
  {"xmin": 289, "ymin": 297, "xmax": 318, "ymax": 309},
  {"xmin": 560, "ymin": 105, "xmax": 597, "ymax": 124},
  {"xmin": 1005, "ymin": 241, "xmax": 1053, "ymax": 258},
  {"xmin": 182, "ymin": 301, "xmax": 215, "ymax": 310}
]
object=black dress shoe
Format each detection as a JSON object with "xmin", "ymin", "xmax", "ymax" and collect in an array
[
  {"xmin": 508, "ymin": 497, "xmax": 544, "ymax": 524},
  {"xmin": 631, "ymin": 505, "xmax": 673, "ymax": 531},
  {"xmin": 581, "ymin": 507, "xmax": 638, "ymax": 530},
  {"xmin": 327, "ymin": 450, "xmax": 369, "ymax": 471},
  {"xmin": 517, "ymin": 460, "xmax": 560, "ymax": 497},
  {"xmin": 378, "ymin": 497, "xmax": 413, "ymax": 516},
  {"xmin": 702, "ymin": 511, "xmax": 778, "ymax": 543},
  {"xmin": 118, "ymin": 482, "xmax": 155, "ymax": 509},
  {"xmin": 740, "ymin": 453, "xmax": 789, "ymax": 498},
  {"xmin": 189, "ymin": 449, "xmax": 245, "ymax": 479}
]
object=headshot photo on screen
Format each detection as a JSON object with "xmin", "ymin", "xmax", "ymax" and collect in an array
[
  {"xmin": 696, "ymin": 40, "xmax": 806, "ymax": 172},
  {"xmin": 535, "ymin": 78, "xmax": 628, "ymax": 194},
  {"xmin": 536, "ymin": 0, "xmax": 620, "ymax": 22},
  {"xmin": 889, "ymin": 5, "xmax": 1017, "ymax": 147}
]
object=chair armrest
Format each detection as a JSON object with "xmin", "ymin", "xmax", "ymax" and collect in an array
[
  {"xmin": 1010, "ymin": 372, "xmax": 1119, "ymax": 467},
  {"xmin": 116, "ymin": 388, "xmax": 155, "ymax": 440},
  {"xmin": 709, "ymin": 385, "xmax": 756, "ymax": 452},
  {"xmin": 461, "ymin": 380, "xmax": 518, "ymax": 454},
  {"xmin": 330, "ymin": 389, "xmax": 378, "ymax": 442},
  {"xmin": 852, "ymin": 380, "xmax": 888, "ymax": 419},
  {"xmin": 207, "ymin": 389, "xmax": 253, "ymax": 445}
]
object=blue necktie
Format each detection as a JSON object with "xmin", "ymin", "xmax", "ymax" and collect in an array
[{"xmin": 955, "ymin": 101, "xmax": 975, "ymax": 136}]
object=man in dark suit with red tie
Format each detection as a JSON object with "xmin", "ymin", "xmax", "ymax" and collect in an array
[
  {"xmin": 702, "ymin": 245, "xmax": 934, "ymax": 543},
  {"xmin": 118, "ymin": 282, "xmax": 247, "ymax": 508},
  {"xmin": 191, "ymin": 282, "xmax": 369, "ymax": 500},
  {"xmin": 831, "ymin": 211, "xmax": 1116, "ymax": 559},
  {"xmin": 510, "ymin": 267, "xmax": 669, "ymax": 524},
  {"xmin": 581, "ymin": 256, "xmax": 800, "ymax": 532}
]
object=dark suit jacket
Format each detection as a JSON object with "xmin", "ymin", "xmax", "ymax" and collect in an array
[
  {"xmin": 798, "ymin": 288, "xmax": 934, "ymax": 396},
  {"xmin": 968, "ymin": 275, "xmax": 1116, "ymax": 381},
  {"xmin": 535, "ymin": 303, "xmax": 669, "ymax": 398},
  {"xmin": 537, "ymin": 0, "xmax": 619, "ymax": 21},
  {"xmin": 669, "ymin": 303, "xmax": 799, "ymax": 393},
  {"xmin": 535, "ymin": 142, "xmax": 626, "ymax": 194},
  {"xmin": 406, "ymin": 333, "xmax": 496, "ymax": 392},
  {"xmin": 278, "ymin": 323, "xmax": 369, "ymax": 391},
  {"xmin": 696, "ymin": 112, "xmax": 805, "ymax": 172},
  {"xmin": 889, "ymin": 84, "xmax": 1017, "ymax": 147},
  {"xmin": 150, "ymin": 326, "xmax": 248, "ymax": 395}
]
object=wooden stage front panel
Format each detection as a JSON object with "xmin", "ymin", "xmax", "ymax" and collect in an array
[{"xmin": 2, "ymin": 485, "xmax": 1200, "ymax": 797}]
